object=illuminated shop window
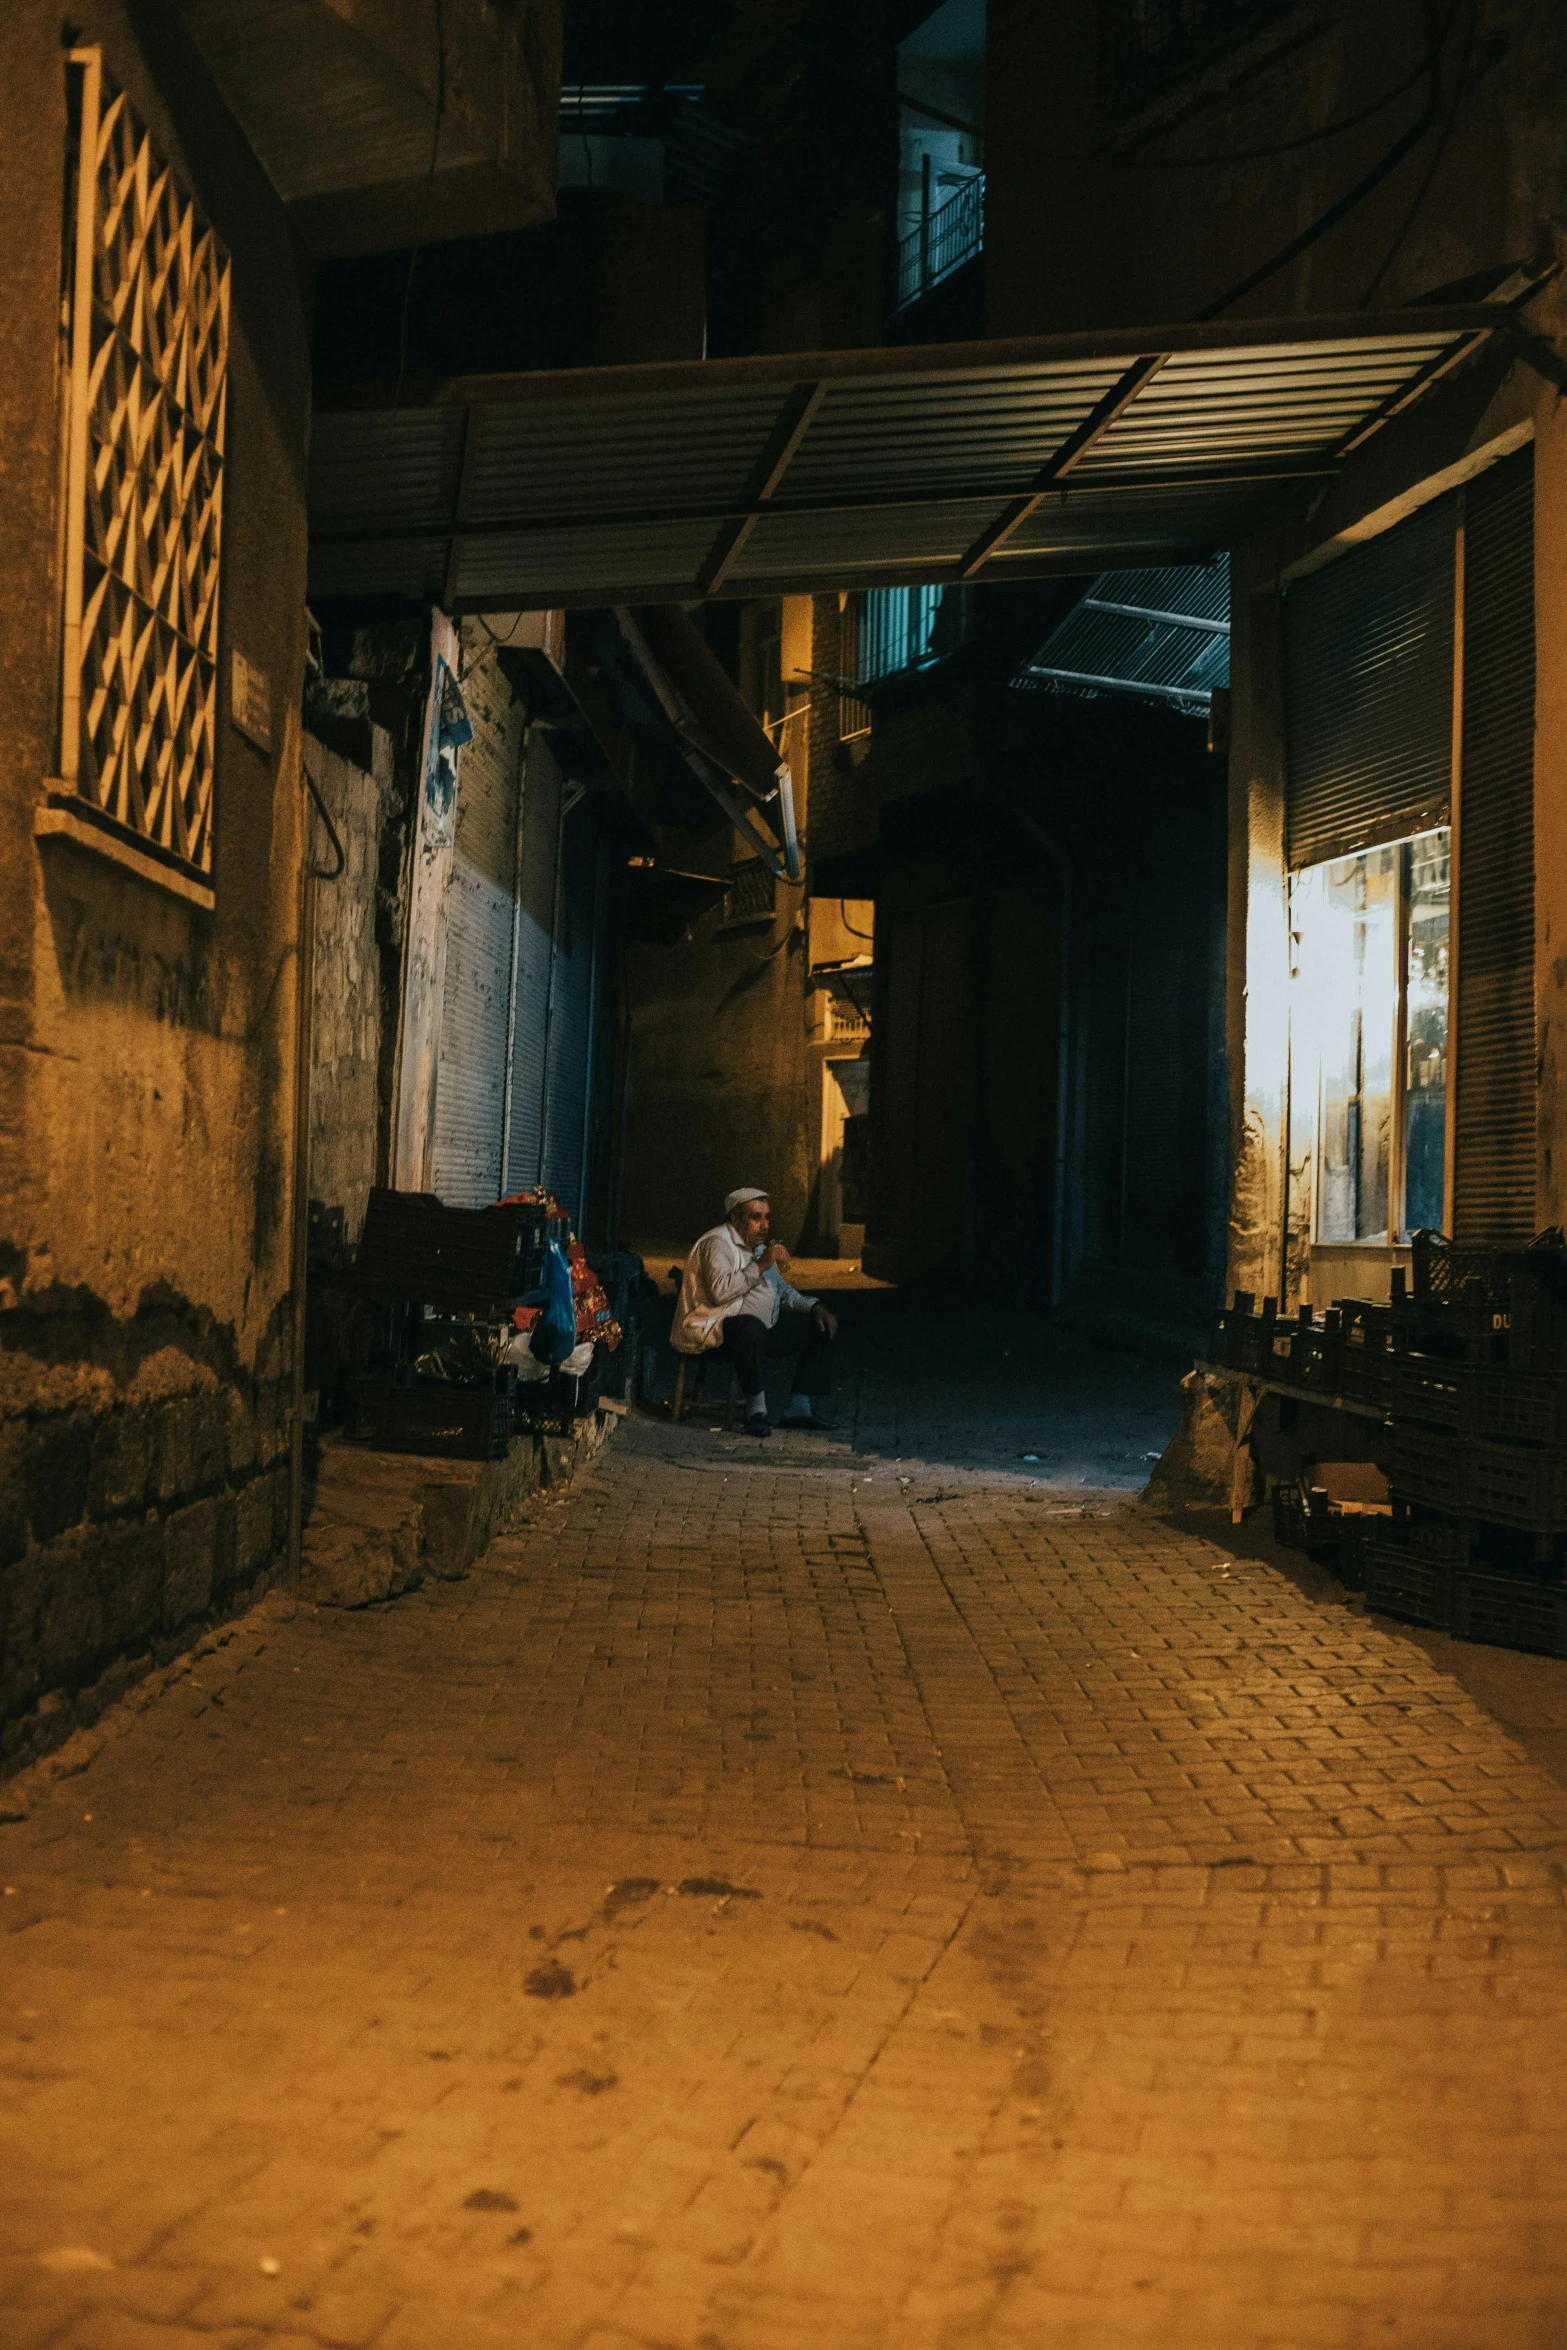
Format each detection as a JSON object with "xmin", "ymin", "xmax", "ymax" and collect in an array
[{"xmin": 1291, "ymin": 828, "xmax": 1450, "ymax": 1244}]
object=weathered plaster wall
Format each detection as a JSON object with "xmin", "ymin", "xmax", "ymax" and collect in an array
[
  {"xmin": 619, "ymin": 909, "xmax": 815, "ymax": 1254},
  {"xmin": 0, "ymin": 4, "xmax": 312, "ymax": 1766}
]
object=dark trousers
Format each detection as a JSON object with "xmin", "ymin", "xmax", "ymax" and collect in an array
[{"xmin": 715, "ymin": 1308, "xmax": 833, "ymax": 1398}]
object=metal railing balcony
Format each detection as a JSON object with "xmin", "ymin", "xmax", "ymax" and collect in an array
[{"xmin": 896, "ymin": 170, "xmax": 984, "ymax": 310}]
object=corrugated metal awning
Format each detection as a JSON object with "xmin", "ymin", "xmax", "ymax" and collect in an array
[
  {"xmin": 307, "ymin": 309, "xmax": 1505, "ymax": 612},
  {"xmin": 1014, "ymin": 558, "xmax": 1231, "ymax": 715}
]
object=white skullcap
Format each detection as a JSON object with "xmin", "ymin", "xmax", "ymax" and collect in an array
[{"xmin": 724, "ymin": 1185, "xmax": 770, "ymax": 1212}]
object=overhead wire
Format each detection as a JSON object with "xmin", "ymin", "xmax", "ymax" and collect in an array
[
  {"xmin": 1194, "ymin": 3, "xmax": 1474, "ymax": 321},
  {"xmin": 1114, "ymin": 42, "xmax": 1448, "ymax": 169},
  {"xmin": 1361, "ymin": 2, "xmax": 1481, "ymax": 305}
]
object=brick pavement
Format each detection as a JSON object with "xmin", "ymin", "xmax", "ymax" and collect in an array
[{"xmin": 5, "ymin": 1411, "xmax": 1567, "ymax": 2349}]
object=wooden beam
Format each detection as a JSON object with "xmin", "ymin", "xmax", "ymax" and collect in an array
[
  {"xmin": 697, "ymin": 381, "xmax": 826, "ymax": 596},
  {"xmin": 956, "ymin": 354, "xmax": 1168, "ymax": 580}
]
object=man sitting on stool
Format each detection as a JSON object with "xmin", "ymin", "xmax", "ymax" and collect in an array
[{"xmin": 673, "ymin": 1186, "xmax": 839, "ymax": 1438}]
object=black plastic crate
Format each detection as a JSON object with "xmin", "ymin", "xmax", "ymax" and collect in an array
[
  {"xmin": 358, "ymin": 1189, "xmax": 529, "ymax": 1312},
  {"xmin": 1364, "ymin": 1535, "xmax": 1454, "ymax": 1627},
  {"xmin": 1470, "ymin": 1371, "xmax": 1567, "ymax": 1448},
  {"xmin": 1387, "ymin": 1500, "xmax": 1471, "ymax": 1564},
  {"xmin": 1466, "ymin": 1439, "xmax": 1567, "ymax": 1532},
  {"xmin": 1452, "ymin": 1568, "xmax": 1567, "ymax": 1655},
  {"xmin": 1214, "ymin": 1303, "xmax": 1255, "ymax": 1371},
  {"xmin": 1390, "ymin": 1420, "xmax": 1469, "ymax": 1512},
  {"xmin": 1293, "ymin": 1318, "xmax": 1343, "ymax": 1394},
  {"xmin": 347, "ymin": 1378, "xmax": 513, "ymax": 1460},
  {"xmin": 1272, "ymin": 1481, "xmax": 1323, "ymax": 1552},
  {"xmin": 1392, "ymin": 1356, "xmax": 1467, "ymax": 1431}
]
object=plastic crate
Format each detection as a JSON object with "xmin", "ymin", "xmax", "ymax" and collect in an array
[
  {"xmin": 1364, "ymin": 1534, "xmax": 1454, "ymax": 1626},
  {"xmin": 1293, "ymin": 1320, "xmax": 1343, "ymax": 1394},
  {"xmin": 1390, "ymin": 1420, "xmax": 1469, "ymax": 1512},
  {"xmin": 1392, "ymin": 1356, "xmax": 1468, "ymax": 1431},
  {"xmin": 347, "ymin": 1378, "xmax": 512, "ymax": 1460},
  {"xmin": 358, "ymin": 1189, "xmax": 530, "ymax": 1312},
  {"xmin": 1452, "ymin": 1568, "xmax": 1567, "ymax": 1655},
  {"xmin": 1466, "ymin": 1439, "xmax": 1567, "ymax": 1532},
  {"xmin": 1469, "ymin": 1371, "xmax": 1567, "ymax": 1447},
  {"xmin": 1272, "ymin": 1481, "xmax": 1323, "ymax": 1552},
  {"xmin": 1387, "ymin": 1500, "xmax": 1471, "ymax": 1564}
]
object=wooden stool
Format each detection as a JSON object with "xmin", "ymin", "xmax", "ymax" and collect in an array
[{"xmin": 671, "ymin": 1354, "xmax": 740, "ymax": 1428}]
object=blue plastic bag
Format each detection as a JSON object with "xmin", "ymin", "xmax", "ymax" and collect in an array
[{"xmin": 530, "ymin": 1240, "xmax": 578, "ymax": 1365}]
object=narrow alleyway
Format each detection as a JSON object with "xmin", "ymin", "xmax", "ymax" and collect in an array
[{"xmin": 7, "ymin": 1387, "xmax": 1567, "ymax": 2349}]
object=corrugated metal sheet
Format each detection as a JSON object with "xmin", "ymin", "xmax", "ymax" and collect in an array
[
  {"xmin": 1015, "ymin": 557, "xmax": 1230, "ymax": 712},
  {"xmin": 1283, "ymin": 497, "xmax": 1457, "ymax": 869},
  {"xmin": 308, "ymin": 311, "xmax": 1503, "ymax": 609},
  {"xmin": 1453, "ymin": 449, "xmax": 1536, "ymax": 1246},
  {"xmin": 430, "ymin": 646, "xmax": 524, "ymax": 1207}
]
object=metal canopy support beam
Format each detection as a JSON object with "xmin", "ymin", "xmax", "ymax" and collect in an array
[
  {"xmin": 442, "ymin": 541, "xmax": 1224, "ymax": 613},
  {"xmin": 1081, "ymin": 595, "xmax": 1230, "ymax": 633},
  {"xmin": 1332, "ymin": 330, "xmax": 1492, "ymax": 458},
  {"xmin": 697, "ymin": 379, "xmax": 824, "ymax": 595},
  {"xmin": 956, "ymin": 354, "xmax": 1167, "ymax": 579},
  {"xmin": 312, "ymin": 458, "xmax": 1336, "ymax": 553}
]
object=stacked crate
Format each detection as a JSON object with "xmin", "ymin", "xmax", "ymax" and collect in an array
[
  {"xmin": 1211, "ymin": 1238, "xmax": 1567, "ymax": 1654},
  {"xmin": 1373, "ymin": 1239, "xmax": 1567, "ymax": 1650}
]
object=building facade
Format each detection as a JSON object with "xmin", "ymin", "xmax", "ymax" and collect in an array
[{"xmin": 0, "ymin": 1, "xmax": 560, "ymax": 1766}]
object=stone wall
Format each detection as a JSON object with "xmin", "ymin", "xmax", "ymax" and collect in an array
[{"xmin": 0, "ymin": 1316, "xmax": 290, "ymax": 1771}]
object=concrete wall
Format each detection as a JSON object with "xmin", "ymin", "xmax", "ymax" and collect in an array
[
  {"xmin": 986, "ymin": 1, "xmax": 1564, "ymax": 336},
  {"xmin": 0, "ymin": 5, "xmax": 312, "ymax": 1766}
]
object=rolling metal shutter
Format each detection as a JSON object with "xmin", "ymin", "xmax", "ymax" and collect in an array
[
  {"xmin": 502, "ymin": 730, "xmax": 562, "ymax": 1193},
  {"xmin": 1283, "ymin": 496, "xmax": 1456, "ymax": 869},
  {"xmin": 430, "ymin": 665, "xmax": 522, "ymax": 1206},
  {"xmin": 540, "ymin": 808, "xmax": 600, "ymax": 1227},
  {"xmin": 1452, "ymin": 448, "xmax": 1536, "ymax": 1245}
]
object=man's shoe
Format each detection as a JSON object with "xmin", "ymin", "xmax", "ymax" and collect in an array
[
  {"xmin": 743, "ymin": 1411, "xmax": 771, "ymax": 1439},
  {"xmin": 781, "ymin": 1406, "xmax": 839, "ymax": 1431}
]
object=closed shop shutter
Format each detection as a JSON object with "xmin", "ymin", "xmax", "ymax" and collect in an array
[
  {"xmin": 1283, "ymin": 496, "xmax": 1456, "ymax": 869},
  {"xmin": 502, "ymin": 730, "xmax": 562, "ymax": 1193},
  {"xmin": 1452, "ymin": 448, "xmax": 1536, "ymax": 1245},
  {"xmin": 541, "ymin": 808, "xmax": 600, "ymax": 1227},
  {"xmin": 430, "ymin": 666, "xmax": 522, "ymax": 1207}
]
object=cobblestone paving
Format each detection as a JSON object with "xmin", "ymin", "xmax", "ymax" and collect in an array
[{"xmin": 5, "ymin": 1415, "xmax": 1567, "ymax": 2349}]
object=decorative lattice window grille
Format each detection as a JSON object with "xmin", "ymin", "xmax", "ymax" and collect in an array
[{"xmin": 42, "ymin": 50, "xmax": 230, "ymax": 908}]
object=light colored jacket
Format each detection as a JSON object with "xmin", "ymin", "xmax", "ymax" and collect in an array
[{"xmin": 672, "ymin": 1222, "xmax": 819, "ymax": 1353}]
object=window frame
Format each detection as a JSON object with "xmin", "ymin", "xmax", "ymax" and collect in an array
[{"xmin": 37, "ymin": 47, "xmax": 231, "ymax": 913}]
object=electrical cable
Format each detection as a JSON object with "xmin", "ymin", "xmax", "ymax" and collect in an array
[
  {"xmin": 1114, "ymin": 41, "xmax": 1446, "ymax": 169},
  {"xmin": 1361, "ymin": 3, "xmax": 1480, "ymax": 305},
  {"xmin": 1196, "ymin": 97, "xmax": 1438, "ymax": 320},
  {"xmin": 1195, "ymin": 3, "xmax": 1498, "ymax": 321},
  {"xmin": 392, "ymin": 0, "xmax": 447, "ymax": 411}
]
